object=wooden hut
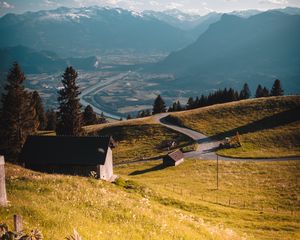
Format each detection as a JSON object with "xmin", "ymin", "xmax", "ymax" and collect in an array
[
  {"xmin": 20, "ymin": 136, "xmax": 115, "ymax": 181},
  {"xmin": 163, "ymin": 149, "xmax": 184, "ymax": 167}
]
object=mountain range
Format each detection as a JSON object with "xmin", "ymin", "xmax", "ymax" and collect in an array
[
  {"xmin": 0, "ymin": 6, "xmax": 300, "ymax": 94},
  {"xmin": 154, "ymin": 11, "xmax": 300, "ymax": 93},
  {"xmin": 0, "ymin": 7, "xmax": 196, "ymax": 57},
  {"xmin": 1, "ymin": 6, "xmax": 299, "ymax": 58}
]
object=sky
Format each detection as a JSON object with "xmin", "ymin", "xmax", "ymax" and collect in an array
[{"xmin": 1, "ymin": 0, "xmax": 300, "ymax": 16}]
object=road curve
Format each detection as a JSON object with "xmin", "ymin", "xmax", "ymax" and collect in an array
[{"xmin": 154, "ymin": 114, "xmax": 300, "ymax": 162}]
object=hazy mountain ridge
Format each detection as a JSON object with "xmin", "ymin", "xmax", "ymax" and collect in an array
[
  {"xmin": 0, "ymin": 45, "xmax": 98, "ymax": 73},
  {"xmin": 1, "ymin": 6, "xmax": 299, "ymax": 58},
  {"xmin": 0, "ymin": 6, "xmax": 194, "ymax": 57},
  {"xmin": 143, "ymin": 9, "xmax": 205, "ymax": 30},
  {"xmin": 155, "ymin": 11, "xmax": 300, "ymax": 93}
]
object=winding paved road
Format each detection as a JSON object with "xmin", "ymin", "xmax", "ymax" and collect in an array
[{"xmin": 154, "ymin": 114, "xmax": 300, "ymax": 162}]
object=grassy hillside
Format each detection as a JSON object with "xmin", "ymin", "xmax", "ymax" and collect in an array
[
  {"xmin": 166, "ymin": 96, "xmax": 300, "ymax": 158},
  {"xmin": 115, "ymin": 159, "xmax": 300, "ymax": 240},
  {"xmin": 37, "ymin": 117, "xmax": 193, "ymax": 164},
  {"xmin": 92, "ymin": 124, "xmax": 193, "ymax": 164},
  {"xmin": 1, "ymin": 164, "xmax": 245, "ymax": 240}
]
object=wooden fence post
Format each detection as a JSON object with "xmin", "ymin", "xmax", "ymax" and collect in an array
[
  {"xmin": 0, "ymin": 156, "xmax": 7, "ymax": 206},
  {"xmin": 14, "ymin": 215, "xmax": 23, "ymax": 232}
]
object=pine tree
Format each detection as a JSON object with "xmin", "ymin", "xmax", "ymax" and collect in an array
[
  {"xmin": 186, "ymin": 97, "xmax": 194, "ymax": 110},
  {"xmin": 194, "ymin": 97, "xmax": 200, "ymax": 108},
  {"xmin": 270, "ymin": 79, "xmax": 284, "ymax": 96},
  {"xmin": 45, "ymin": 109, "xmax": 57, "ymax": 131},
  {"xmin": 239, "ymin": 83, "xmax": 251, "ymax": 99},
  {"xmin": 32, "ymin": 91, "xmax": 46, "ymax": 130},
  {"xmin": 152, "ymin": 95, "xmax": 166, "ymax": 114},
  {"xmin": 262, "ymin": 87, "xmax": 270, "ymax": 97},
  {"xmin": 199, "ymin": 95, "xmax": 207, "ymax": 107},
  {"xmin": 227, "ymin": 88, "xmax": 236, "ymax": 101},
  {"xmin": 83, "ymin": 105, "xmax": 97, "ymax": 125},
  {"xmin": 176, "ymin": 101, "xmax": 182, "ymax": 111},
  {"xmin": 255, "ymin": 85, "xmax": 263, "ymax": 98},
  {"xmin": 56, "ymin": 66, "xmax": 83, "ymax": 136},
  {"xmin": 0, "ymin": 63, "xmax": 38, "ymax": 161}
]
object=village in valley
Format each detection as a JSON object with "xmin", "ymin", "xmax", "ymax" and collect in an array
[{"xmin": 0, "ymin": 1, "xmax": 300, "ymax": 240}]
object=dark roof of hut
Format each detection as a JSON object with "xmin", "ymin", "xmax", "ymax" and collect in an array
[
  {"xmin": 20, "ymin": 135, "xmax": 114, "ymax": 166},
  {"xmin": 166, "ymin": 149, "xmax": 184, "ymax": 162}
]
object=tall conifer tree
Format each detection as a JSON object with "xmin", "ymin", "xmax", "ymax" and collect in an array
[
  {"xmin": 0, "ymin": 63, "xmax": 38, "ymax": 161},
  {"xmin": 152, "ymin": 95, "xmax": 166, "ymax": 114},
  {"xmin": 32, "ymin": 91, "xmax": 46, "ymax": 130},
  {"xmin": 83, "ymin": 105, "xmax": 97, "ymax": 125},
  {"xmin": 239, "ymin": 83, "xmax": 251, "ymax": 99},
  {"xmin": 255, "ymin": 85, "xmax": 263, "ymax": 98},
  {"xmin": 56, "ymin": 66, "xmax": 83, "ymax": 136},
  {"xmin": 270, "ymin": 79, "xmax": 284, "ymax": 96},
  {"xmin": 45, "ymin": 109, "xmax": 57, "ymax": 131}
]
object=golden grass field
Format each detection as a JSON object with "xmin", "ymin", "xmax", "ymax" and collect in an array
[
  {"xmin": 1, "ymin": 163, "xmax": 249, "ymax": 240},
  {"xmin": 1, "ymin": 159, "xmax": 299, "ymax": 239},
  {"xmin": 115, "ymin": 159, "xmax": 300, "ymax": 240},
  {"xmin": 92, "ymin": 124, "xmax": 193, "ymax": 164},
  {"xmin": 166, "ymin": 96, "xmax": 300, "ymax": 158}
]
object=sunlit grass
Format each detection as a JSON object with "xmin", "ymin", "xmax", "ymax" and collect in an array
[
  {"xmin": 92, "ymin": 124, "xmax": 193, "ymax": 164},
  {"xmin": 115, "ymin": 159, "xmax": 300, "ymax": 240},
  {"xmin": 167, "ymin": 96, "xmax": 300, "ymax": 158},
  {"xmin": 1, "ymin": 164, "xmax": 245, "ymax": 240}
]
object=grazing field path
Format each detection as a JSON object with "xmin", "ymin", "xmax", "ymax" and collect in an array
[{"xmin": 154, "ymin": 114, "xmax": 300, "ymax": 161}]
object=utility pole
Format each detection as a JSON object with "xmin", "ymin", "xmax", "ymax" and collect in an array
[
  {"xmin": 217, "ymin": 155, "xmax": 219, "ymax": 190},
  {"xmin": 0, "ymin": 156, "xmax": 7, "ymax": 206}
]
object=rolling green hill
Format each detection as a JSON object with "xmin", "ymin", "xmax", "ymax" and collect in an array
[
  {"xmin": 89, "ymin": 122, "xmax": 193, "ymax": 164},
  {"xmin": 166, "ymin": 96, "xmax": 300, "ymax": 158}
]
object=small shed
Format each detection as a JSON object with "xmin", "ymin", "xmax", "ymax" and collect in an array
[
  {"xmin": 163, "ymin": 149, "xmax": 184, "ymax": 167},
  {"xmin": 20, "ymin": 136, "xmax": 115, "ymax": 181}
]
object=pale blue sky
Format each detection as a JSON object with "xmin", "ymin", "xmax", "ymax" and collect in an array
[{"xmin": 1, "ymin": 0, "xmax": 300, "ymax": 16}]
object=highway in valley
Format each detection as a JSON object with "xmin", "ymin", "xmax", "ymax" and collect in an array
[{"xmin": 79, "ymin": 72, "xmax": 129, "ymax": 120}]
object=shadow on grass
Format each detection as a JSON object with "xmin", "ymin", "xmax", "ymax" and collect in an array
[
  {"xmin": 209, "ymin": 107, "xmax": 300, "ymax": 140},
  {"xmin": 165, "ymin": 107, "xmax": 300, "ymax": 140},
  {"xmin": 129, "ymin": 163, "xmax": 167, "ymax": 176}
]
